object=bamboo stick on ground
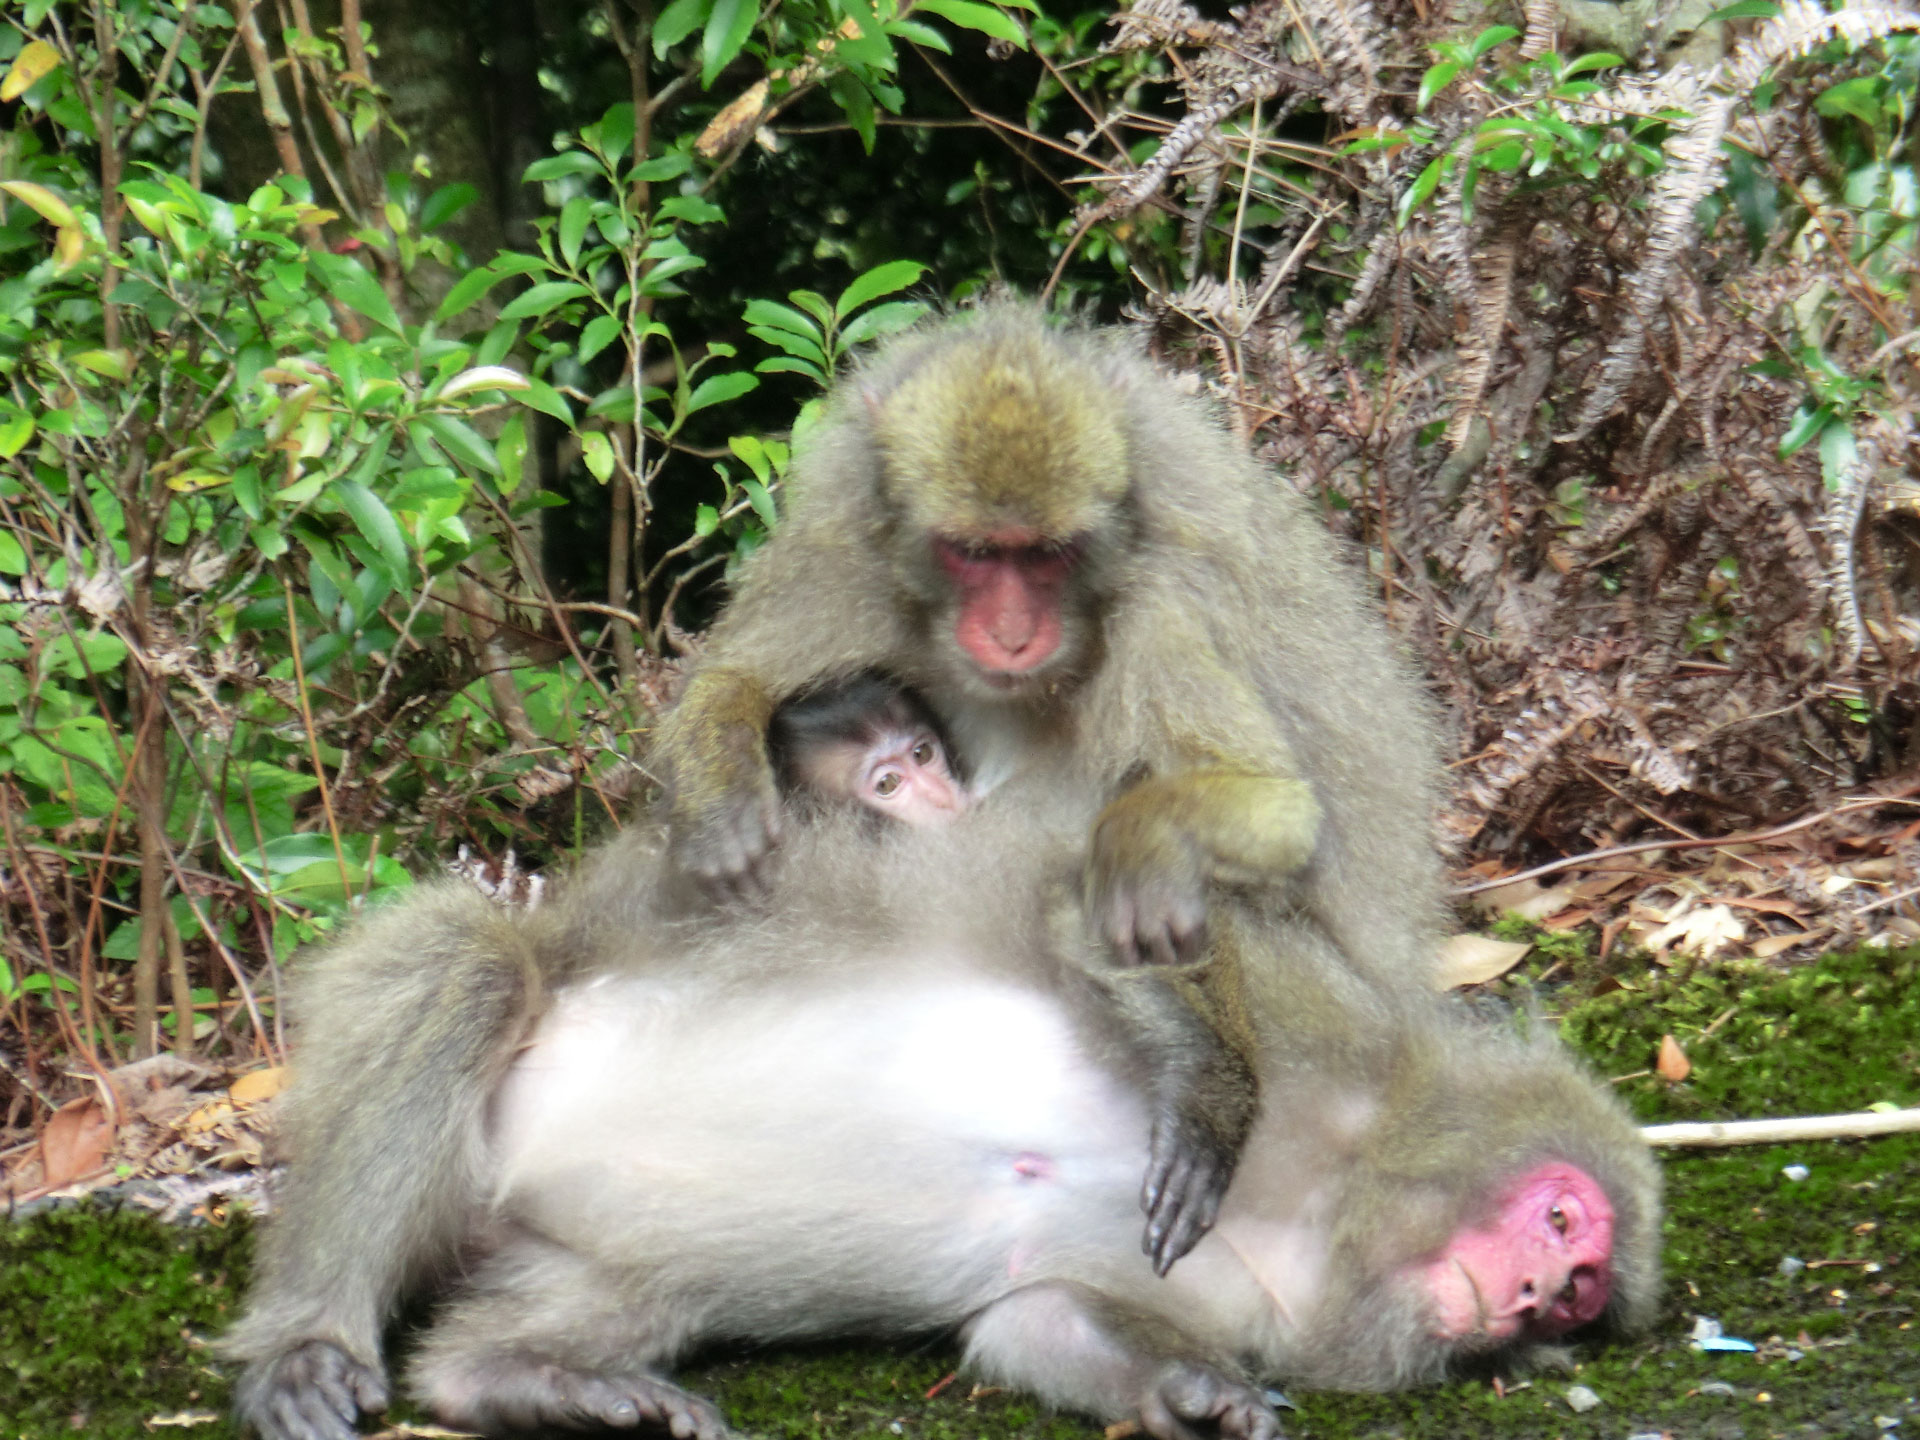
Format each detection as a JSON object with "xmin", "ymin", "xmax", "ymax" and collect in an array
[{"xmin": 1642, "ymin": 1108, "xmax": 1920, "ymax": 1147}]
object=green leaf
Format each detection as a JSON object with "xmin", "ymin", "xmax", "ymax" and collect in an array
[
  {"xmin": 499, "ymin": 281, "xmax": 593, "ymax": 321},
  {"xmin": 420, "ymin": 182, "xmax": 479, "ymax": 233},
  {"xmin": 579, "ymin": 314, "xmax": 624, "ymax": 364},
  {"xmin": 523, "ymin": 376, "xmax": 575, "ymax": 424},
  {"xmin": 837, "ymin": 299, "xmax": 930, "ymax": 350},
  {"xmin": 885, "ymin": 18, "xmax": 952, "ymax": 51},
  {"xmin": 1818, "ymin": 418, "xmax": 1858, "ymax": 491},
  {"xmin": 748, "ymin": 325, "xmax": 830, "ymax": 367},
  {"xmin": 559, "ymin": 196, "xmax": 595, "ymax": 267},
  {"xmin": 1418, "ymin": 60, "xmax": 1462, "ymax": 111},
  {"xmin": 828, "ymin": 73, "xmax": 878, "ymax": 152},
  {"xmin": 836, "ymin": 260, "xmax": 930, "ymax": 319},
  {"xmin": 1562, "ymin": 51, "xmax": 1625, "ymax": 77},
  {"xmin": 686, "ymin": 371, "xmax": 759, "ymax": 413},
  {"xmin": 311, "ymin": 251, "xmax": 403, "ymax": 334},
  {"xmin": 1815, "ymin": 76, "xmax": 1884, "ymax": 128},
  {"xmin": 523, "ymin": 151, "xmax": 607, "ymax": 183},
  {"xmin": 729, "ymin": 434, "xmax": 772, "ymax": 484},
  {"xmin": 1705, "ymin": 0, "xmax": 1777, "ymax": 19},
  {"xmin": 419, "ymin": 413, "xmax": 502, "ymax": 476},
  {"xmin": 0, "ymin": 411, "xmax": 33, "ymax": 458},
  {"xmin": 743, "ymin": 299, "xmax": 824, "ymax": 341},
  {"xmin": 912, "ymin": 0, "xmax": 1028, "ymax": 47},
  {"xmin": 581, "ymin": 431, "xmax": 616, "ymax": 482},
  {"xmin": 0, "ymin": 531, "xmax": 24, "ymax": 576},
  {"xmin": 498, "ymin": 414, "xmax": 527, "ymax": 495},
  {"xmin": 702, "ymin": 0, "xmax": 757, "ymax": 85},
  {"xmin": 1398, "ymin": 153, "xmax": 1449, "ymax": 227},
  {"xmin": 755, "ymin": 355, "xmax": 830, "ymax": 382},
  {"xmin": 1778, "ymin": 402, "xmax": 1831, "ymax": 458},
  {"xmin": 1468, "ymin": 24, "xmax": 1519, "ymax": 58},
  {"xmin": 740, "ymin": 477, "xmax": 778, "ymax": 528},
  {"xmin": 693, "ymin": 503, "xmax": 719, "ymax": 537},
  {"xmin": 653, "ymin": 0, "xmax": 710, "ymax": 57},
  {"xmin": 596, "ymin": 104, "xmax": 637, "ymax": 167},
  {"xmin": 657, "ymin": 195, "xmax": 726, "ymax": 226},
  {"xmin": 632, "ymin": 153, "xmax": 695, "ymax": 184},
  {"xmin": 436, "ymin": 264, "xmax": 507, "ymax": 321},
  {"xmin": 331, "ymin": 480, "xmax": 411, "ymax": 582}
]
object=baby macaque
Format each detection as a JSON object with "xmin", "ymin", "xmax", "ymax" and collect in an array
[{"xmin": 767, "ymin": 672, "xmax": 967, "ymax": 827}]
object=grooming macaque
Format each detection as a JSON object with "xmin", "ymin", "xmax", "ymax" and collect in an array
[
  {"xmin": 652, "ymin": 304, "xmax": 1442, "ymax": 988},
  {"xmin": 767, "ymin": 671, "xmax": 968, "ymax": 826},
  {"xmin": 231, "ymin": 805, "xmax": 1659, "ymax": 1440}
]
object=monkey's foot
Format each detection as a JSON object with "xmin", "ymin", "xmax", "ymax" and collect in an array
[
  {"xmin": 1140, "ymin": 1364, "xmax": 1285, "ymax": 1440},
  {"xmin": 1086, "ymin": 812, "xmax": 1209, "ymax": 968},
  {"xmin": 425, "ymin": 1357, "xmax": 730, "ymax": 1439},
  {"xmin": 1142, "ymin": 1115, "xmax": 1234, "ymax": 1276},
  {"xmin": 238, "ymin": 1340, "xmax": 390, "ymax": 1440}
]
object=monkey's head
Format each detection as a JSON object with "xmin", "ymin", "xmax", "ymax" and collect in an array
[
  {"xmin": 866, "ymin": 323, "xmax": 1134, "ymax": 699},
  {"xmin": 768, "ymin": 672, "xmax": 968, "ymax": 828}
]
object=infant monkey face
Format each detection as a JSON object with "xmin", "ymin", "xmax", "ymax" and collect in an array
[{"xmin": 861, "ymin": 728, "xmax": 965, "ymax": 826}]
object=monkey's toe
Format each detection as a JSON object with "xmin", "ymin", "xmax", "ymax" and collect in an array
[
  {"xmin": 1143, "ymin": 1117, "xmax": 1234, "ymax": 1274},
  {"xmin": 243, "ymin": 1340, "xmax": 388, "ymax": 1440},
  {"xmin": 426, "ymin": 1357, "xmax": 731, "ymax": 1439},
  {"xmin": 1142, "ymin": 1363, "xmax": 1286, "ymax": 1440}
]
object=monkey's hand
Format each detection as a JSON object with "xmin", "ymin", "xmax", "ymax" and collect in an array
[
  {"xmin": 1139, "ymin": 1363, "xmax": 1286, "ymax": 1440},
  {"xmin": 660, "ymin": 669, "xmax": 785, "ymax": 900},
  {"xmin": 1142, "ymin": 1109, "xmax": 1236, "ymax": 1276},
  {"xmin": 239, "ymin": 1340, "xmax": 389, "ymax": 1440},
  {"xmin": 1087, "ymin": 789, "xmax": 1210, "ymax": 967},
  {"xmin": 1088, "ymin": 774, "xmax": 1320, "ymax": 966}
]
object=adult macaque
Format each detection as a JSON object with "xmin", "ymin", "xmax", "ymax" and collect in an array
[
  {"xmin": 233, "ymin": 808, "xmax": 1659, "ymax": 1440},
  {"xmin": 767, "ymin": 670, "xmax": 968, "ymax": 827},
  {"xmin": 652, "ymin": 304, "xmax": 1443, "ymax": 988}
]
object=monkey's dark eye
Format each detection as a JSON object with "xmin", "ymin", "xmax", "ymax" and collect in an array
[
  {"xmin": 912, "ymin": 740, "xmax": 936, "ymax": 765},
  {"xmin": 1559, "ymin": 1279, "xmax": 1579, "ymax": 1306},
  {"xmin": 1549, "ymin": 1205, "xmax": 1568, "ymax": 1234},
  {"xmin": 873, "ymin": 771, "xmax": 903, "ymax": 797}
]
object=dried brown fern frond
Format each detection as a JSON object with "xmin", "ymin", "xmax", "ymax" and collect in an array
[
  {"xmin": 1564, "ymin": 69, "xmax": 1734, "ymax": 438},
  {"xmin": 1444, "ymin": 220, "xmax": 1517, "ymax": 452},
  {"xmin": 1724, "ymin": 0, "xmax": 1920, "ymax": 91}
]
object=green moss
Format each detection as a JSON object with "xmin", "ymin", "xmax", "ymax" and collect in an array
[
  {"xmin": 3, "ymin": 949, "xmax": 1916, "ymax": 1439},
  {"xmin": 0, "ymin": 1206, "xmax": 250, "ymax": 1438}
]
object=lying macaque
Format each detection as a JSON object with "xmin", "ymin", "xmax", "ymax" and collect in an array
[
  {"xmin": 232, "ymin": 797, "xmax": 1660, "ymax": 1440},
  {"xmin": 767, "ymin": 671, "xmax": 968, "ymax": 827}
]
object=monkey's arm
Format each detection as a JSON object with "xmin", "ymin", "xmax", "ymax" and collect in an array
[
  {"xmin": 963, "ymin": 1284, "xmax": 1285, "ymax": 1440},
  {"xmin": 224, "ymin": 887, "xmax": 541, "ymax": 1440},
  {"xmin": 652, "ymin": 667, "xmax": 785, "ymax": 898}
]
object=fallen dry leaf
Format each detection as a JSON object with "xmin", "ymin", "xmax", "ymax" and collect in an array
[
  {"xmin": 146, "ymin": 1411, "xmax": 222, "ymax": 1429},
  {"xmin": 1472, "ymin": 879, "xmax": 1579, "ymax": 921},
  {"xmin": 230, "ymin": 1065, "xmax": 287, "ymax": 1104},
  {"xmin": 1643, "ymin": 903, "xmax": 1747, "ymax": 958},
  {"xmin": 1434, "ymin": 934, "xmax": 1532, "ymax": 989},
  {"xmin": 1657, "ymin": 1034, "xmax": 1692, "ymax": 1083},
  {"xmin": 1750, "ymin": 933, "xmax": 1806, "ymax": 959},
  {"xmin": 40, "ymin": 1096, "xmax": 114, "ymax": 1188}
]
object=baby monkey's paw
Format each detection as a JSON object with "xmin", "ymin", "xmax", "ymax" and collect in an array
[
  {"xmin": 1140, "ymin": 1364, "xmax": 1286, "ymax": 1440},
  {"xmin": 240, "ymin": 1339, "xmax": 389, "ymax": 1440},
  {"xmin": 1142, "ymin": 1111, "xmax": 1235, "ymax": 1275}
]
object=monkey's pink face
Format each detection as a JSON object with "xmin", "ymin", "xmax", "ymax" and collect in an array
[
  {"xmin": 932, "ymin": 534, "xmax": 1080, "ymax": 679},
  {"xmin": 1413, "ymin": 1162, "xmax": 1614, "ymax": 1344}
]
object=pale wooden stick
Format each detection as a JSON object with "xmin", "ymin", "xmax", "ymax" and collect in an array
[{"xmin": 1642, "ymin": 1108, "xmax": 1920, "ymax": 1148}]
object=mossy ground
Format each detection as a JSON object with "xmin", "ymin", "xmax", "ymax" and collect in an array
[{"xmin": 4, "ymin": 948, "xmax": 1915, "ymax": 1440}]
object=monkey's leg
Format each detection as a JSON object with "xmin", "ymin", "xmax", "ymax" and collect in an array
[
  {"xmin": 410, "ymin": 1236, "xmax": 728, "ymax": 1439},
  {"xmin": 227, "ymin": 887, "xmax": 540, "ymax": 1440},
  {"xmin": 654, "ymin": 666, "xmax": 785, "ymax": 899},
  {"xmin": 1087, "ymin": 772, "xmax": 1320, "ymax": 966},
  {"xmin": 962, "ymin": 1284, "xmax": 1285, "ymax": 1440}
]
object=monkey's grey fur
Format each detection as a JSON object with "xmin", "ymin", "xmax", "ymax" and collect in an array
[{"xmin": 229, "ymin": 789, "xmax": 1659, "ymax": 1440}]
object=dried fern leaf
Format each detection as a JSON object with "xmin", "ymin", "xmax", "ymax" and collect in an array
[
  {"xmin": 1725, "ymin": 0, "xmax": 1920, "ymax": 91},
  {"xmin": 1445, "ymin": 221, "xmax": 1517, "ymax": 452}
]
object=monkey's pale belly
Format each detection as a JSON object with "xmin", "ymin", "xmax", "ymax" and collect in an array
[{"xmin": 489, "ymin": 965, "xmax": 1302, "ymax": 1338}]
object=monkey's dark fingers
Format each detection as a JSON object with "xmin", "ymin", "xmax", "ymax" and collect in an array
[{"xmin": 254, "ymin": 1342, "xmax": 387, "ymax": 1440}]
